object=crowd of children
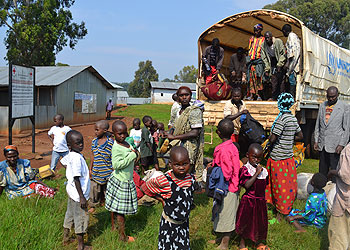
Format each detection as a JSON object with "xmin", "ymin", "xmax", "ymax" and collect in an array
[{"xmin": 2, "ymin": 100, "xmax": 349, "ymax": 250}]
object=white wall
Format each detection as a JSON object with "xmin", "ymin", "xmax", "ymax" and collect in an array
[
  {"xmin": 152, "ymin": 89, "xmax": 175, "ymax": 103},
  {"xmin": 151, "ymin": 88, "xmax": 197, "ymax": 104},
  {"xmin": 106, "ymin": 89, "xmax": 128, "ymax": 105},
  {"xmin": 106, "ymin": 89, "xmax": 117, "ymax": 104}
]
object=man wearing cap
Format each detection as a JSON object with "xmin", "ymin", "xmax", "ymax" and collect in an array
[{"xmin": 246, "ymin": 24, "xmax": 265, "ymax": 100}]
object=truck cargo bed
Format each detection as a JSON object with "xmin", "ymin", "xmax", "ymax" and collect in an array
[{"xmin": 203, "ymin": 100, "xmax": 297, "ymax": 129}]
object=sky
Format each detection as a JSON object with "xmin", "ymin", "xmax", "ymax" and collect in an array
[{"xmin": 0, "ymin": 0, "xmax": 276, "ymax": 83}]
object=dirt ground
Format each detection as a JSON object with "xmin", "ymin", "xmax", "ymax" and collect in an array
[{"xmin": 0, "ymin": 115, "xmax": 134, "ymax": 169}]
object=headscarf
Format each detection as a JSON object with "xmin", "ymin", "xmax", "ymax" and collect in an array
[
  {"xmin": 271, "ymin": 93, "xmax": 295, "ymax": 130},
  {"xmin": 254, "ymin": 23, "xmax": 263, "ymax": 31},
  {"xmin": 4, "ymin": 145, "xmax": 18, "ymax": 155}
]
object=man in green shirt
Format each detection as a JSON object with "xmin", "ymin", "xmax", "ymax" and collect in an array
[{"xmin": 261, "ymin": 31, "xmax": 286, "ymax": 100}]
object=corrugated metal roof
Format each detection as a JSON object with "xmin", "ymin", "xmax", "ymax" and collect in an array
[
  {"xmin": 117, "ymin": 91, "xmax": 129, "ymax": 98},
  {"xmin": 110, "ymin": 82, "xmax": 123, "ymax": 89},
  {"xmin": 150, "ymin": 81, "xmax": 196, "ymax": 90},
  {"xmin": 0, "ymin": 65, "xmax": 113, "ymax": 88}
]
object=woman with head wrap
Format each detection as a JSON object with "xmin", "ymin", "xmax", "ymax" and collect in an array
[
  {"xmin": 265, "ymin": 93, "xmax": 303, "ymax": 221},
  {"xmin": 165, "ymin": 86, "xmax": 205, "ymax": 189},
  {"xmin": 246, "ymin": 23, "xmax": 265, "ymax": 100},
  {"xmin": 0, "ymin": 145, "xmax": 55, "ymax": 199}
]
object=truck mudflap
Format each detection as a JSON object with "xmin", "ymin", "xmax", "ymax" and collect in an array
[{"xmin": 203, "ymin": 100, "xmax": 297, "ymax": 129}]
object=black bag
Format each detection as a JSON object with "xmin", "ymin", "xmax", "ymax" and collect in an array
[
  {"xmin": 240, "ymin": 113, "xmax": 266, "ymax": 144},
  {"xmin": 205, "ymin": 165, "xmax": 214, "ymax": 198}
]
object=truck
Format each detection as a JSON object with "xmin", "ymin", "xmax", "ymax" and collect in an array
[{"xmin": 197, "ymin": 9, "xmax": 350, "ymax": 157}]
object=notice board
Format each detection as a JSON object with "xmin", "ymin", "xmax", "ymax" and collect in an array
[
  {"xmin": 74, "ymin": 92, "xmax": 96, "ymax": 113},
  {"xmin": 10, "ymin": 65, "xmax": 34, "ymax": 118}
]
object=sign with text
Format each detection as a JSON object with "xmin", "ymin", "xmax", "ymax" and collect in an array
[{"xmin": 10, "ymin": 65, "xmax": 34, "ymax": 118}]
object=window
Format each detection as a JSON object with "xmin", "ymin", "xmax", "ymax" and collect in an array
[{"xmin": 38, "ymin": 87, "xmax": 55, "ymax": 106}]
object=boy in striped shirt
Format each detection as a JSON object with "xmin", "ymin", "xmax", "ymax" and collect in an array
[{"xmin": 89, "ymin": 120, "xmax": 114, "ymax": 207}]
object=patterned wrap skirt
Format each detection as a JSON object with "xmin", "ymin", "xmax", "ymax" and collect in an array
[
  {"xmin": 265, "ymin": 157, "xmax": 297, "ymax": 215},
  {"xmin": 105, "ymin": 175, "xmax": 138, "ymax": 214}
]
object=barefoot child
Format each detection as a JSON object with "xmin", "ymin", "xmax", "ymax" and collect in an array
[
  {"xmin": 90, "ymin": 120, "xmax": 114, "ymax": 206},
  {"xmin": 129, "ymin": 118, "xmax": 142, "ymax": 151},
  {"xmin": 48, "ymin": 114, "xmax": 71, "ymax": 171},
  {"xmin": 236, "ymin": 143, "xmax": 269, "ymax": 250},
  {"xmin": 287, "ymin": 173, "xmax": 328, "ymax": 232},
  {"xmin": 211, "ymin": 119, "xmax": 241, "ymax": 249},
  {"xmin": 105, "ymin": 120, "xmax": 138, "ymax": 242},
  {"xmin": 141, "ymin": 146, "xmax": 195, "ymax": 250},
  {"xmin": 140, "ymin": 116, "xmax": 154, "ymax": 173},
  {"xmin": 61, "ymin": 130, "xmax": 91, "ymax": 250}
]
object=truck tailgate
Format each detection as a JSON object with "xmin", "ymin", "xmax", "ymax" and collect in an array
[{"xmin": 203, "ymin": 101, "xmax": 296, "ymax": 129}]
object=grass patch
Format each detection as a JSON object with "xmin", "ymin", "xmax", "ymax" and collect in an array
[
  {"xmin": 0, "ymin": 105, "xmax": 327, "ymax": 249},
  {"xmin": 113, "ymin": 104, "xmax": 172, "ymax": 125}
]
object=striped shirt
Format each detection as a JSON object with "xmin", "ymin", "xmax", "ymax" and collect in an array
[
  {"xmin": 142, "ymin": 171, "xmax": 193, "ymax": 199},
  {"xmin": 248, "ymin": 36, "xmax": 265, "ymax": 60},
  {"xmin": 91, "ymin": 136, "xmax": 114, "ymax": 185},
  {"xmin": 270, "ymin": 113, "xmax": 301, "ymax": 161}
]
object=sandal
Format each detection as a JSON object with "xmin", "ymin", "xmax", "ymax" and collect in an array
[{"xmin": 256, "ymin": 245, "xmax": 270, "ymax": 250}]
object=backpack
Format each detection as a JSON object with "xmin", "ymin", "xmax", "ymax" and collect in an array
[
  {"xmin": 200, "ymin": 73, "xmax": 232, "ymax": 101},
  {"xmin": 240, "ymin": 113, "xmax": 266, "ymax": 144}
]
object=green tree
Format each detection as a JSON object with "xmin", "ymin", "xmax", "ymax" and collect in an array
[
  {"xmin": 0, "ymin": 0, "xmax": 87, "ymax": 66},
  {"xmin": 162, "ymin": 78, "xmax": 175, "ymax": 82},
  {"xmin": 56, "ymin": 62, "xmax": 69, "ymax": 66},
  {"xmin": 264, "ymin": 0, "xmax": 350, "ymax": 48},
  {"xmin": 117, "ymin": 82, "xmax": 130, "ymax": 91},
  {"xmin": 174, "ymin": 65, "xmax": 198, "ymax": 83},
  {"xmin": 128, "ymin": 60, "xmax": 159, "ymax": 97}
]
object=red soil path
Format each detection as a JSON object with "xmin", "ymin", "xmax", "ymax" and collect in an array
[{"xmin": 0, "ymin": 116, "xmax": 134, "ymax": 169}]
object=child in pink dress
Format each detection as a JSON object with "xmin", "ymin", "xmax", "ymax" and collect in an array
[{"xmin": 235, "ymin": 143, "xmax": 269, "ymax": 250}]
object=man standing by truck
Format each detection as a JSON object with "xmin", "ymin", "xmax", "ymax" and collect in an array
[
  {"xmin": 314, "ymin": 86, "xmax": 350, "ymax": 181},
  {"xmin": 261, "ymin": 31, "xmax": 286, "ymax": 101},
  {"xmin": 282, "ymin": 24, "xmax": 301, "ymax": 98},
  {"xmin": 246, "ymin": 24, "xmax": 265, "ymax": 101}
]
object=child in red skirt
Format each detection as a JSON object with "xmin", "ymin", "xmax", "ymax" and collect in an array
[{"xmin": 235, "ymin": 143, "xmax": 270, "ymax": 250}]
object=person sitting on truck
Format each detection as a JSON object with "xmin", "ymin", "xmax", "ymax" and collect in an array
[
  {"xmin": 229, "ymin": 47, "xmax": 247, "ymax": 87},
  {"xmin": 314, "ymin": 86, "xmax": 350, "ymax": 182},
  {"xmin": 203, "ymin": 38, "xmax": 224, "ymax": 84},
  {"xmin": 261, "ymin": 31, "xmax": 287, "ymax": 101},
  {"xmin": 223, "ymin": 87, "xmax": 248, "ymax": 143},
  {"xmin": 246, "ymin": 24, "xmax": 265, "ymax": 101},
  {"xmin": 282, "ymin": 24, "xmax": 301, "ymax": 98},
  {"xmin": 265, "ymin": 93, "xmax": 303, "ymax": 221}
]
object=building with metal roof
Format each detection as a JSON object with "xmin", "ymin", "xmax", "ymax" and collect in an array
[
  {"xmin": 150, "ymin": 81, "xmax": 197, "ymax": 104},
  {"xmin": 0, "ymin": 65, "xmax": 113, "ymax": 134}
]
